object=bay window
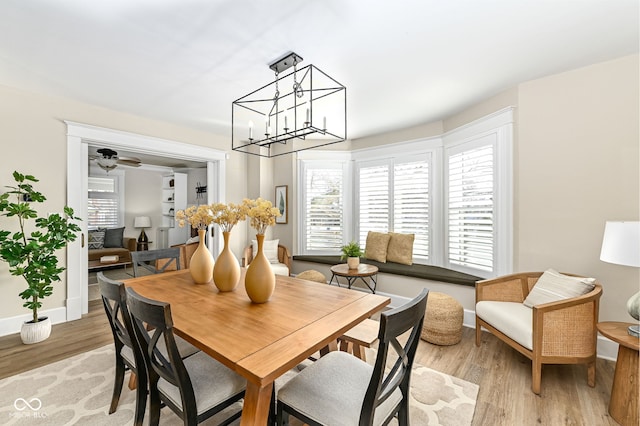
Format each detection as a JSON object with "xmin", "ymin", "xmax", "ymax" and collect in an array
[{"xmin": 297, "ymin": 108, "xmax": 513, "ymax": 278}]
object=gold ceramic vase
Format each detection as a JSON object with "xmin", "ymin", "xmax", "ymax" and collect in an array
[
  {"xmin": 189, "ymin": 229, "xmax": 213, "ymax": 284},
  {"xmin": 213, "ymin": 231, "xmax": 240, "ymax": 291},
  {"xmin": 245, "ymin": 234, "xmax": 275, "ymax": 303}
]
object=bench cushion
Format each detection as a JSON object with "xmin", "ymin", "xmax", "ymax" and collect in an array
[
  {"xmin": 292, "ymin": 255, "xmax": 482, "ymax": 286},
  {"xmin": 476, "ymin": 301, "xmax": 533, "ymax": 350}
]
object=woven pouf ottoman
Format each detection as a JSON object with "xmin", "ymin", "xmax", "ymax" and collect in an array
[
  {"xmin": 296, "ymin": 270, "xmax": 327, "ymax": 283},
  {"xmin": 421, "ymin": 292, "xmax": 464, "ymax": 345}
]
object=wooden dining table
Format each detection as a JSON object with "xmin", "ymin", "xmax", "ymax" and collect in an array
[{"xmin": 123, "ymin": 268, "xmax": 390, "ymax": 425}]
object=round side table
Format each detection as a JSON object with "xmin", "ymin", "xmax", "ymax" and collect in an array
[
  {"xmin": 329, "ymin": 263, "xmax": 378, "ymax": 293},
  {"xmin": 596, "ymin": 321, "xmax": 639, "ymax": 426}
]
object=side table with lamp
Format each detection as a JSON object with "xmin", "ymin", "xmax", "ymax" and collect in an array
[
  {"xmin": 598, "ymin": 220, "xmax": 639, "ymax": 426},
  {"xmin": 134, "ymin": 216, "xmax": 152, "ymax": 251}
]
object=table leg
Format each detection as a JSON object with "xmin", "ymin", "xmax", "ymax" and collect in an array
[
  {"xmin": 609, "ymin": 345, "xmax": 639, "ymax": 426},
  {"xmin": 358, "ymin": 275, "xmax": 377, "ymax": 293},
  {"xmin": 329, "ymin": 273, "xmax": 340, "ymax": 287},
  {"xmin": 240, "ymin": 381, "xmax": 273, "ymax": 426}
]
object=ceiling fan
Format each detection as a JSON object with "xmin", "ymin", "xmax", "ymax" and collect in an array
[{"xmin": 91, "ymin": 148, "xmax": 142, "ymax": 171}]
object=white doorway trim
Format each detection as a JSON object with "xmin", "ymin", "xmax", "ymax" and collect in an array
[{"xmin": 65, "ymin": 121, "xmax": 227, "ymax": 321}]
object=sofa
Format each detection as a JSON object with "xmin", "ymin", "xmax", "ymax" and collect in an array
[{"xmin": 88, "ymin": 227, "xmax": 137, "ymax": 263}]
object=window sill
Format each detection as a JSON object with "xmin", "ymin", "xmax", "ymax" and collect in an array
[{"xmin": 292, "ymin": 255, "xmax": 482, "ymax": 287}]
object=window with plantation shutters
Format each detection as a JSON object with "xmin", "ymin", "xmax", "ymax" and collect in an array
[
  {"xmin": 358, "ymin": 163, "xmax": 389, "ymax": 244},
  {"xmin": 88, "ymin": 176, "xmax": 121, "ymax": 229},
  {"xmin": 302, "ymin": 165, "xmax": 344, "ymax": 252},
  {"xmin": 394, "ymin": 160, "xmax": 429, "ymax": 259},
  {"xmin": 297, "ymin": 108, "xmax": 512, "ymax": 277},
  {"xmin": 356, "ymin": 156, "xmax": 430, "ymax": 260},
  {"xmin": 447, "ymin": 143, "xmax": 494, "ymax": 272}
]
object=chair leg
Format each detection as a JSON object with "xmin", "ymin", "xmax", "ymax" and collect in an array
[
  {"xmin": 475, "ymin": 319, "xmax": 482, "ymax": 347},
  {"xmin": 352, "ymin": 343, "xmax": 365, "ymax": 361},
  {"xmin": 339, "ymin": 339, "xmax": 350, "ymax": 352},
  {"xmin": 276, "ymin": 402, "xmax": 288, "ymax": 426},
  {"xmin": 587, "ymin": 361, "xmax": 596, "ymax": 387},
  {"xmin": 397, "ymin": 396, "xmax": 410, "ymax": 426},
  {"xmin": 128, "ymin": 372, "xmax": 137, "ymax": 390},
  {"xmin": 319, "ymin": 339, "xmax": 337, "ymax": 357},
  {"xmin": 532, "ymin": 361, "xmax": 542, "ymax": 395},
  {"xmin": 109, "ymin": 358, "xmax": 126, "ymax": 414},
  {"xmin": 149, "ymin": 383, "xmax": 161, "ymax": 426},
  {"xmin": 133, "ymin": 370, "xmax": 147, "ymax": 426}
]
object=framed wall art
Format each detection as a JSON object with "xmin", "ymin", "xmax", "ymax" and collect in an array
[{"xmin": 275, "ymin": 185, "xmax": 288, "ymax": 224}]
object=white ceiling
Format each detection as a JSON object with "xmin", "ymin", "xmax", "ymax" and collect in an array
[{"xmin": 1, "ymin": 0, "xmax": 638, "ymax": 142}]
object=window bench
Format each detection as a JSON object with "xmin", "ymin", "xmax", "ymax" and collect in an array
[{"xmin": 292, "ymin": 255, "xmax": 481, "ymax": 287}]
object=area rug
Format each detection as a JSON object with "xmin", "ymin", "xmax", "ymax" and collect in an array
[{"xmin": 0, "ymin": 345, "xmax": 478, "ymax": 425}]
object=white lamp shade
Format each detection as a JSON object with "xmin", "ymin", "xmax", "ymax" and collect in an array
[
  {"xmin": 134, "ymin": 216, "xmax": 151, "ymax": 228},
  {"xmin": 600, "ymin": 221, "xmax": 640, "ymax": 267}
]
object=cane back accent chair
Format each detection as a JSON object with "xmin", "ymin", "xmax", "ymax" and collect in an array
[{"xmin": 475, "ymin": 271, "xmax": 602, "ymax": 395}]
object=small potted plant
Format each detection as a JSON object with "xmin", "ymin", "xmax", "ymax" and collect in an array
[
  {"xmin": 0, "ymin": 172, "xmax": 81, "ymax": 344},
  {"xmin": 341, "ymin": 241, "xmax": 363, "ymax": 269}
]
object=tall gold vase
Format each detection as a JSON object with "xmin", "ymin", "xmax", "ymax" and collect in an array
[
  {"xmin": 213, "ymin": 231, "xmax": 240, "ymax": 291},
  {"xmin": 245, "ymin": 234, "xmax": 275, "ymax": 303},
  {"xmin": 189, "ymin": 229, "xmax": 213, "ymax": 284}
]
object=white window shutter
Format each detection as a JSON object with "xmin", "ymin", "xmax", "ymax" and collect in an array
[
  {"xmin": 358, "ymin": 163, "xmax": 389, "ymax": 245},
  {"xmin": 447, "ymin": 143, "xmax": 494, "ymax": 272},
  {"xmin": 88, "ymin": 176, "xmax": 120, "ymax": 229},
  {"xmin": 394, "ymin": 160, "xmax": 430, "ymax": 259},
  {"xmin": 304, "ymin": 167, "xmax": 344, "ymax": 252}
]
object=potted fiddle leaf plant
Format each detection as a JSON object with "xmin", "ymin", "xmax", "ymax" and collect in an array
[
  {"xmin": 0, "ymin": 172, "xmax": 81, "ymax": 344},
  {"xmin": 341, "ymin": 240, "xmax": 363, "ymax": 269}
]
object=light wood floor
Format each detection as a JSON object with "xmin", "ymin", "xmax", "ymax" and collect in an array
[{"xmin": 0, "ymin": 301, "xmax": 618, "ymax": 425}]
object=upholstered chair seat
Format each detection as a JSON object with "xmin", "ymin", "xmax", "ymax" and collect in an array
[{"xmin": 278, "ymin": 351, "xmax": 402, "ymax": 425}]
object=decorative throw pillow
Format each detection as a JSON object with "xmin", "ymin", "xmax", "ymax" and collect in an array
[
  {"xmin": 103, "ymin": 227, "xmax": 125, "ymax": 248},
  {"xmin": 523, "ymin": 269, "xmax": 596, "ymax": 308},
  {"xmin": 386, "ymin": 232, "xmax": 415, "ymax": 265},
  {"xmin": 252, "ymin": 239, "xmax": 280, "ymax": 264},
  {"xmin": 87, "ymin": 230, "xmax": 105, "ymax": 250},
  {"xmin": 364, "ymin": 231, "xmax": 391, "ymax": 263}
]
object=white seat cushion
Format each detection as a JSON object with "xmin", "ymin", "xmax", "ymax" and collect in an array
[
  {"xmin": 270, "ymin": 262, "xmax": 289, "ymax": 276},
  {"xmin": 476, "ymin": 301, "xmax": 533, "ymax": 350},
  {"xmin": 158, "ymin": 351, "xmax": 246, "ymax": 415},
  {"xmin": 278, "ymin": 351, "xmax": 402, "ymax": 425}
]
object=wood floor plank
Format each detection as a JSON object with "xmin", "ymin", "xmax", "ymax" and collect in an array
[{"xmin": 0, "ymin": 302, "xmax": 620, "ymax": 425}]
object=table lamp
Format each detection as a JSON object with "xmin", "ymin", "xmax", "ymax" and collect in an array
[
  {"xmin": 134, "ymin": 216, "xmax": 151, "ymax": 243},
  {"xmin": 600, "ymin": 221, "xmax": 640, "ymax": 337}
]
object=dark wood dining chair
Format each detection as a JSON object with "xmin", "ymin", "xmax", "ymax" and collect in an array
[
  {"xmin": 126, "ymin": 287, "xmax": 246, "ymax": 426},
  {"xmin": 98, "ymin": 272, "xmax": 149, "ymax": 426},
  {"xmin": 98, "ymin": 272, "xmax": 201, "ymax": 425},
  {"xmin": 131, "ymin": 247, "xmax": 181, "ymax": 277},
  {"xmin": 276, "ymin": 288, "xmax": 429, "ymax": 426}
]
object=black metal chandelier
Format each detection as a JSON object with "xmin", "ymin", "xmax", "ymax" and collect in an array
[{"xmin": 232, "ymin": 52, "xmax": 346, "ymax": 157}]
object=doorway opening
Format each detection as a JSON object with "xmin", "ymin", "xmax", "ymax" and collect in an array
[{"xmin": 66, "ymin": 122, "xmax": 227, "ymax": 320}]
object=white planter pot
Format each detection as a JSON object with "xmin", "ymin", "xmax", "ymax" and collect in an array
[
  {"xmin": 20, "ymin": 317, "xmax": 52, "ymax": 344},
  {"xmin": 347, "ymin": 257, "xmax": 360, "ymax": 269}
]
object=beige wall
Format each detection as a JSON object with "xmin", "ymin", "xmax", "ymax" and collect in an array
[
  {"xmin": 517, "ymin": 54, "xmax": 639, "ymax": 322},
  {"xmin": 0, "ymin": 84, "xmax": 246, "ymax": 319},
  {"xmin": 122, "ymin": 168, "xmax": 163, "ymax": 245}
]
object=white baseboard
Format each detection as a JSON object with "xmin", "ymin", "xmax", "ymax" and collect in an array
[{"xmin": 0, "ymin": 307, "xmax": 67, "ymax": 337}]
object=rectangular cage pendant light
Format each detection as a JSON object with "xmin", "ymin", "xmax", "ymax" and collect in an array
[{"xmin": 232, "ymin": 52, "xmax": 347, "ymax": 158}]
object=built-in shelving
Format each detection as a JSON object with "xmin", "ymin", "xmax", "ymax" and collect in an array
[{"xmin": 159, "ymin": 173, "xmax": 188, "ymax": 247}]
